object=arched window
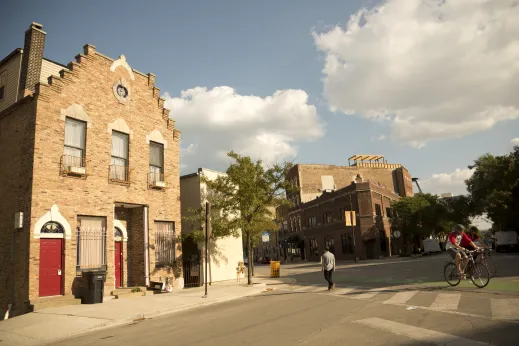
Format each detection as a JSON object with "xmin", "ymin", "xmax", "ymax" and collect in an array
[
  {"xmin": 41, "ymin": 221, "xmax": 64, "ymax": 234},
  {"xmin": 114, "ymin": 227, "xmax": 123, "ymax": 241}
]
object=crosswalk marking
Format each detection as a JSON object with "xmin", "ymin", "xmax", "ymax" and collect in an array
[
  {"xmin": 351, "ymin": 288, "xmax": 380, "ymax": 300},
  {"xmin": 295, "ymin": 285, "xmax": 319, "ymax": 292},
  {"xmin": 354, "ymin": 317, "xmax": 495, "ymax": 346},
  {"xmin": 328, "ymin": 287, "xmax": 358, "ymax": 296},
  {"xmin": 274, "ymin": 283, "xmax": 519, "ymax": 321},
  {"xmin": 491, "ymin": 298, "xmax": 519, "ymax": 321},
  {"xmin": 431, "ymin": 293, "xmax": 461, "ymax": 311},
  {"xmin": 383, "ymin": 290, "xmax": 418, "ymax": 305}
]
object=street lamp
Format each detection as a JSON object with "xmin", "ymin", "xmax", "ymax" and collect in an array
[{"xmin": 468, "ymin": 163, "xmax": 494, "ymax": 169}]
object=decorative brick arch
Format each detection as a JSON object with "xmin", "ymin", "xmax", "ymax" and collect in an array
[
  {"xmin": 34, "ymin": 205, "xmax": 72, "ymax": 240},
  {"xmin": 110, "ymin": 55, "xmax": 135, "ymax": 81},
  {"xmin": 146, "ymin": 129, "xmax": 168, "ymax": 149},
  {"xmin": 60, "ymin": 103, "xmax": 92, "ymax": 128},
  {"xmin": 113, "ymin": 219, "xmax": 128, "ymax": 242},
  {"xmin": 108, "ymin": 118, "xmax": 133, "ymax": 138}
]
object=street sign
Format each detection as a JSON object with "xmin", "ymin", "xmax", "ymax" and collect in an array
[
  {"xmin": 345, "ymin": 211, "xmax": 357, "ymax": 226},
  {"xmin": 262, "ymin": 232, "xmax": 270, "ymax": 242}
]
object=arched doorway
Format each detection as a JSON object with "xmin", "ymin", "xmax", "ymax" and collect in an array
[
  {"xmin": 114, "ymin": 227, "xmax": 123, "ymax": 288},
  {"xmin": 39, "ymin": 221, "xmax": 65, "ymax": 297}
]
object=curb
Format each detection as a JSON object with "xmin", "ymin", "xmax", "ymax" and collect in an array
[{"xmin": 40, "ymin": 288, "xmax": 265, "ymax": 346}]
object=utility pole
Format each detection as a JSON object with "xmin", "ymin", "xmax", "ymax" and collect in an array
[{"xmin": 202, "ymin": 202, "xmax": 211, "ymax": 298}]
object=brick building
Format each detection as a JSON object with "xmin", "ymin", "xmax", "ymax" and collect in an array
[
  {"xmin": 278, "ymin": 155, "xmax": 414, "ymax": 261},
  {"xmin": 0, "ymin": 23, "xmax": 181, "ymax": 317}
]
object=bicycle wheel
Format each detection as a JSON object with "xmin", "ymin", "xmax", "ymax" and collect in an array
[
  {"xmin": 470, "ymin": 262, "xmax": 490, "ymax": 288},
  {"xmin": 484, "ymin": 257, "xmax": 497, "ymax": 278},
  {"xmin": 444, "ymin": 262, "xmax": 460, "ymax": 286}
]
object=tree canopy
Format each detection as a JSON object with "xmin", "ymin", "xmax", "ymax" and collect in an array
[
  {"xmin": 390, "ymin": 193, "xmax": 475, "ymax": 241},
  {"xmin": 465, "ymin": 146, "xmax": 519, "ymax": 232},
  {"xmin": 199, "ymin": 151, "xmax": 297, "ymax": 285}
]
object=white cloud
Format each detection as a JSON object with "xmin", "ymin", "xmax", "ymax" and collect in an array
[
  {"xmin": 314, "ymin": 0, "xmax": 519, "ymax": 147},
  {"xmin": 164, "ymin": 87, "xmax": 324, "ymax": 173},
  {"xmin": 511, "ymin": 138, "xmax": 519, "ymax": 146},
  {"xmin": 419, "ymin": 168, "xmax": 473, "ymax": 196}
]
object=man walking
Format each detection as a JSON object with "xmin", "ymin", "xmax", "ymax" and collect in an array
[{"xmin": 321, "ymin": 246, "xmax": 336, "ymax": 290}]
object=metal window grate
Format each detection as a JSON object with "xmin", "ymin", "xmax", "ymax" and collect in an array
[{"xmin": 76, "ymin": 227, "xmax": 107, "ymax": 270}]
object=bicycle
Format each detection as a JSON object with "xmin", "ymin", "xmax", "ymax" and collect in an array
[
  {"xmin": 475, "ymin": 248, "xmax": 496, "ymax": 278},
  {"xmin": 444, "ymin": 248, "xmax": 490, "ymax": 288}
]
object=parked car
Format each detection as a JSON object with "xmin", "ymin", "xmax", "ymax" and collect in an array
[{"xmin": 259, "ymin": 256, "xmax": 271, "ymax": 264}]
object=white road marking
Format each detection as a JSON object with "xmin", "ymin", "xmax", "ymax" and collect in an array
[
  {"xmin": 294, "ymin": 285, "xmax": 319, "ymax": 292},
  {"xmin": 383, "ymin": 290, "xmax": 418, "ymax": 305},
  {"xmin": 354, "ymin": 317, "xmax": 495, "ymax": 346},
  {"xmin": 328, "ymin": 287, "xmax": 359, "ymax": 296},
  {"xmin": 430, "ymin": 293, "xmax": 461, "ymax": 311},
  {"xmin": 351, "ymin": 288, "xmax": 380, "ymax": 299},
  {"xmin": 491, "ymin": 298, "xmax": 519, "ymax": 321}
]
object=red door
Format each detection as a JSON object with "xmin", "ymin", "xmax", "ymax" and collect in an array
[
  {"xmin": 39, "ymin": 239, "xmax": 63, "ymax": 297},
  {"xmin": 115, "ymin": 242, "xmax": 122, "ymax": 288}
]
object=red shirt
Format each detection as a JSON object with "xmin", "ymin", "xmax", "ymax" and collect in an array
[
  {"xmin": 448, "ymin": 231, "xmax": 472, "ymax": 248},
  {"xmin": 468, "ymin": 233, "xmax": 479, "ymax": 241}
]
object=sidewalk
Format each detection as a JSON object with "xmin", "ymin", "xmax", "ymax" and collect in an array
[{"xmin": 0, "ymin": 278, "xmax": 291, "ymax": 346}]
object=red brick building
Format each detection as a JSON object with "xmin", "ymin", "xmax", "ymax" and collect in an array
[
  {"xmin": 278, "ymin": 155, "xmax": 414, "ymax": 261},
  {"xmin": 0, "ymin": 23, "xmax": 182, "ymax": 317}
]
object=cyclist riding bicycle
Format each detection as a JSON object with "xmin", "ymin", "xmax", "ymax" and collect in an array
[
  {"xmin": 445, "ymin": 224, "xmax": 481, "ymax": 277},
  {"xmin": 467, "ymin": 226, "xmax": 488, "ymax": 250}
]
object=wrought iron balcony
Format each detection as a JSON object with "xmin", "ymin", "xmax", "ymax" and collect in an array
[
  {"xmin": 148, "ymin": 172, "xmax": 166, "ymax": 189},
  {"xmin": 60, "ymin": 155, "xmax": 87, "ymax": 178},
  {"xmin": 109, "ymin": 164, "xmax": 130, "ymax": 185}
]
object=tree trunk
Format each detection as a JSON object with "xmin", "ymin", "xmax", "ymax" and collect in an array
[
  {"xmin": 251, "ymin": 252, "xmax": 255, "ymax": 277},
  {"xmin": 247, "ymin": 233, "xmax": 252, "ymax": 285}
]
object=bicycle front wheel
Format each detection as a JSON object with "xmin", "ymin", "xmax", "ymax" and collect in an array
[
  {"xmin": 470, "ymin": 262, "xmax": 490, "ymax": 288},
  {"xmin": 444, "ymin": 262, "xmax": 460, "ymax": 286},
  {"xmin": 484, "ymin": 257, "xmax": 497, "ymax": 278}
]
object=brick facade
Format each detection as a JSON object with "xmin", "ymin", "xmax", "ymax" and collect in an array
[
  {"xmin": 278, "ymin": 160, "xmax": 413, "ymax": 262},
  {"xmin": 0, "ymin": 24, "xmax": 182, "ymax": 317},
  {"xmin": 280, "ymin": 181, "xmax": 400, "ymax": 262}
]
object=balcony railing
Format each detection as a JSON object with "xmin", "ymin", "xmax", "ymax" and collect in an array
[
  {"xmin": 148, "ymin": 172, "xmax": 166, "ymax": 189},
  {"xmin": 60, "ymin": 155, "xmax": 87, "ymax": 177},
  {"xmin": 109, "ymin": 164, "xmax": 130, "ymax": 184}
]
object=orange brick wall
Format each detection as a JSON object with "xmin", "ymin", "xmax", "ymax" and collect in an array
[
  {"xmin": 1, "ymin": 44, "xmax": 182, "ymax": 308},
  {"xmin": 0, "ymin": 99, "xmax": 37, "ymax": 316}
]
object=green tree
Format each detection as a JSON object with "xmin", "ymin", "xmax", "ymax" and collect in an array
[
  {"xmin": 202, "ymin": 151, "xmax": 297, "ymax": 285},
  {"xmin": 466, "ymin": 146, "xmax": 519, "ymax": 231},
  {"xmin": 181, "ymin": 186, "xmax": 240, "ymax": 244}
]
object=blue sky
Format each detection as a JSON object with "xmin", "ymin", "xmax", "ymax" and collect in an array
[{"xmin": 1, "ymin": 0, "xmax": 518, "ymax": 197}]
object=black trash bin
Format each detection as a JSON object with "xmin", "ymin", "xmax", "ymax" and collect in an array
[{"xmin": 81, "ymin": 271, "xmax": 106, "ymax": 304}]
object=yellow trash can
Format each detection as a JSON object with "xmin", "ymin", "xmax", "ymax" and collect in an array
[{"xmin": 270, "ymin": 261, "xmax": 281, "ymax": 278}]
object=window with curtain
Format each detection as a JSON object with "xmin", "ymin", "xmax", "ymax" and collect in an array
[
  {"xmin": 76, "ymin": 216, "xmax": 107, "ymax": 270},
  {"xmin": 149, "ymin": 141, "xmax": 164, "ymax": 182},
  {"xmin": 111, "ymin": 131, "xmax": 129, "ymax": 180},
  {"xmin": 155, "ymin": 221, "xmax": 175, "ymax": 267},
  {"xmin": 64, "ymin": 117, "xmax": 86, "ymax": 167}
]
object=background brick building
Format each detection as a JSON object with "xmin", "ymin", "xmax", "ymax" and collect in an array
[
  {"xmin": 278, "ymin": 155, "xmax": 414, "ymax": 261},
  {"xmin": 0, "ymin": 23, "xmax": 181, "ymax": 317}
]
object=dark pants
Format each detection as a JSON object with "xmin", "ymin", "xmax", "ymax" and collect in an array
[{"xmin": 324, "ymin": 269, "xmax": 334, "ymax": 289}]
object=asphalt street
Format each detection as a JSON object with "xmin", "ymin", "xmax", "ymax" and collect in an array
[{"xmin": 53, "ymin": 253, "xmax": 519, "ymax": 346}]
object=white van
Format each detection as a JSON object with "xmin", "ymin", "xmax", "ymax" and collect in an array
[{"xmin": 495, "ymin": 231, "xmax": 519, "ymax": 252}]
